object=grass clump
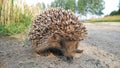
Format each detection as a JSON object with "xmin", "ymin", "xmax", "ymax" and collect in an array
[
  {"xmin": 0, "ymin": 23, "xmax": 8, "ymax": 35},
  {"xmin": 0, "ymin": 15, "xmax": 31, "ymax": 35},
  {"xmin": 0, "ymin": 0, "xmax": 36, "ymax": 36}
]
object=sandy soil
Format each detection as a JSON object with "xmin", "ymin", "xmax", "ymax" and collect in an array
[{"xmin": 0, "ymin": 22, "xmax": 120, "ymax": 68}]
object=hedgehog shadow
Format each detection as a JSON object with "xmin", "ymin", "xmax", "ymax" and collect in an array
[{"xmin": 37, "ymin": 47, "xmax": 74, "ymax": 63}]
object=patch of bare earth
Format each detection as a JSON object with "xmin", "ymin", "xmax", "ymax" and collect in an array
[{"xmin": 0, "ymin": 22, "xmax": 120, "ymax": 68}]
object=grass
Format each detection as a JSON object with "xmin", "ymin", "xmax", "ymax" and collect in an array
[
  {"xmin": 0, "ymin": 23, "xmax": 8, "ymax": 35},
  {"xmin": 0, "ymin": 23, "xmax": 30, "ymax": 36},
  {"xmin": 0, "ymin": 15, "xmax": 32, "ymax": 36},
  {"xmin": 87, "ymin": 15, "xmax": 120, "ymax": 22},
  {"xmin": 0, "ymin": 0, "xmax": 33, "ymax": 36}
]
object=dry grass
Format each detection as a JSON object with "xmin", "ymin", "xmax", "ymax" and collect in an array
[
  {"xmin": 0, "ymin": 0, "xmax": 42, "ymax": 35},
  {"xmin": 87, "ymin": 15, "xmax": 120, "ymax": 22}
]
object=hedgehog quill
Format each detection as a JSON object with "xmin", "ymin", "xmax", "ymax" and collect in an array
[{"xmin": 29, "ymin": 8, "xmax": 87, "ymax": 62}]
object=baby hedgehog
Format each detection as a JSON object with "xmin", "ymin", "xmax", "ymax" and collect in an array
[{"xmin": 29, "ymin": 8, "xmax": 87, "ymax": 61}]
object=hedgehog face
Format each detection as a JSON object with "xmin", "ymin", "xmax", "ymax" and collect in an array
[
  {"xmin": 48, "ymin": 33, "xmax": 66, "ymax": 52},
  {"xmin": 48, "ymin": 33, "xmax": 78, "ymax": 51},
  {"xmin": 47, "ymin": 33, "xmax": 82, "ymax": 60}
]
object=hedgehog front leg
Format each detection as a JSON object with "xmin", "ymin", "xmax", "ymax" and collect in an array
[
  {"xmin": 73, "ymin": 41, "xmax": 83, "ymax": 53},
  {"xmin": 61, "ymin": 40, "xmax": 83, "ymax": 62},
  {"xmin": 63, "ymin": 40, "xmax": 83, "ymax": 54},
  {"xmin": 67, "ymin": 41, "xmax": 83, "ymax": 53},
  {"xmin": 35, "ymin": 46, "xmax": 51, "ymax": 56},
  {"xmin": 31, "ymin": 41, "xmax": 51, "ymax": 56}
]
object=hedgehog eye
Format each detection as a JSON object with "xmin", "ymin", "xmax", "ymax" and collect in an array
[{"xmin": 59, "ymin": 39, "xmax": 65, "ymax": 47}]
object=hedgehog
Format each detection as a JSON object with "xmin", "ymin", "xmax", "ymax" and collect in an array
[{"xmin": 29, "ymin": 8, "xmax": 87, "ymax": 61}]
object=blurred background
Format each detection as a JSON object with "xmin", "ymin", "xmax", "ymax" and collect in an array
[
  {"xmin": 0, "ymin": 0, "xmax": 120, "ymax": 35},
  {"xmin": 1, "ymin": 1, "xmax": 120, "ymax": 68}
]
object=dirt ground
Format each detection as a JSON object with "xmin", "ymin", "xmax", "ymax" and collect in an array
[{"xmin": 0, "ymin": 22, "xmax": 120, "ymax": 68}]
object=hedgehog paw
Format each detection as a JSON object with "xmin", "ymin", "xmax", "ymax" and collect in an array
[
  {"xmin": 63, "ymin": 55, "xmax": 73, "ymax": 63},
  {"xmin": 36, "ymin": 50, "xmax": 50, "ymax": 56},
  {"xmin": 74, "ymin": 49, "xmax": 83, "ymax": 53}
]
